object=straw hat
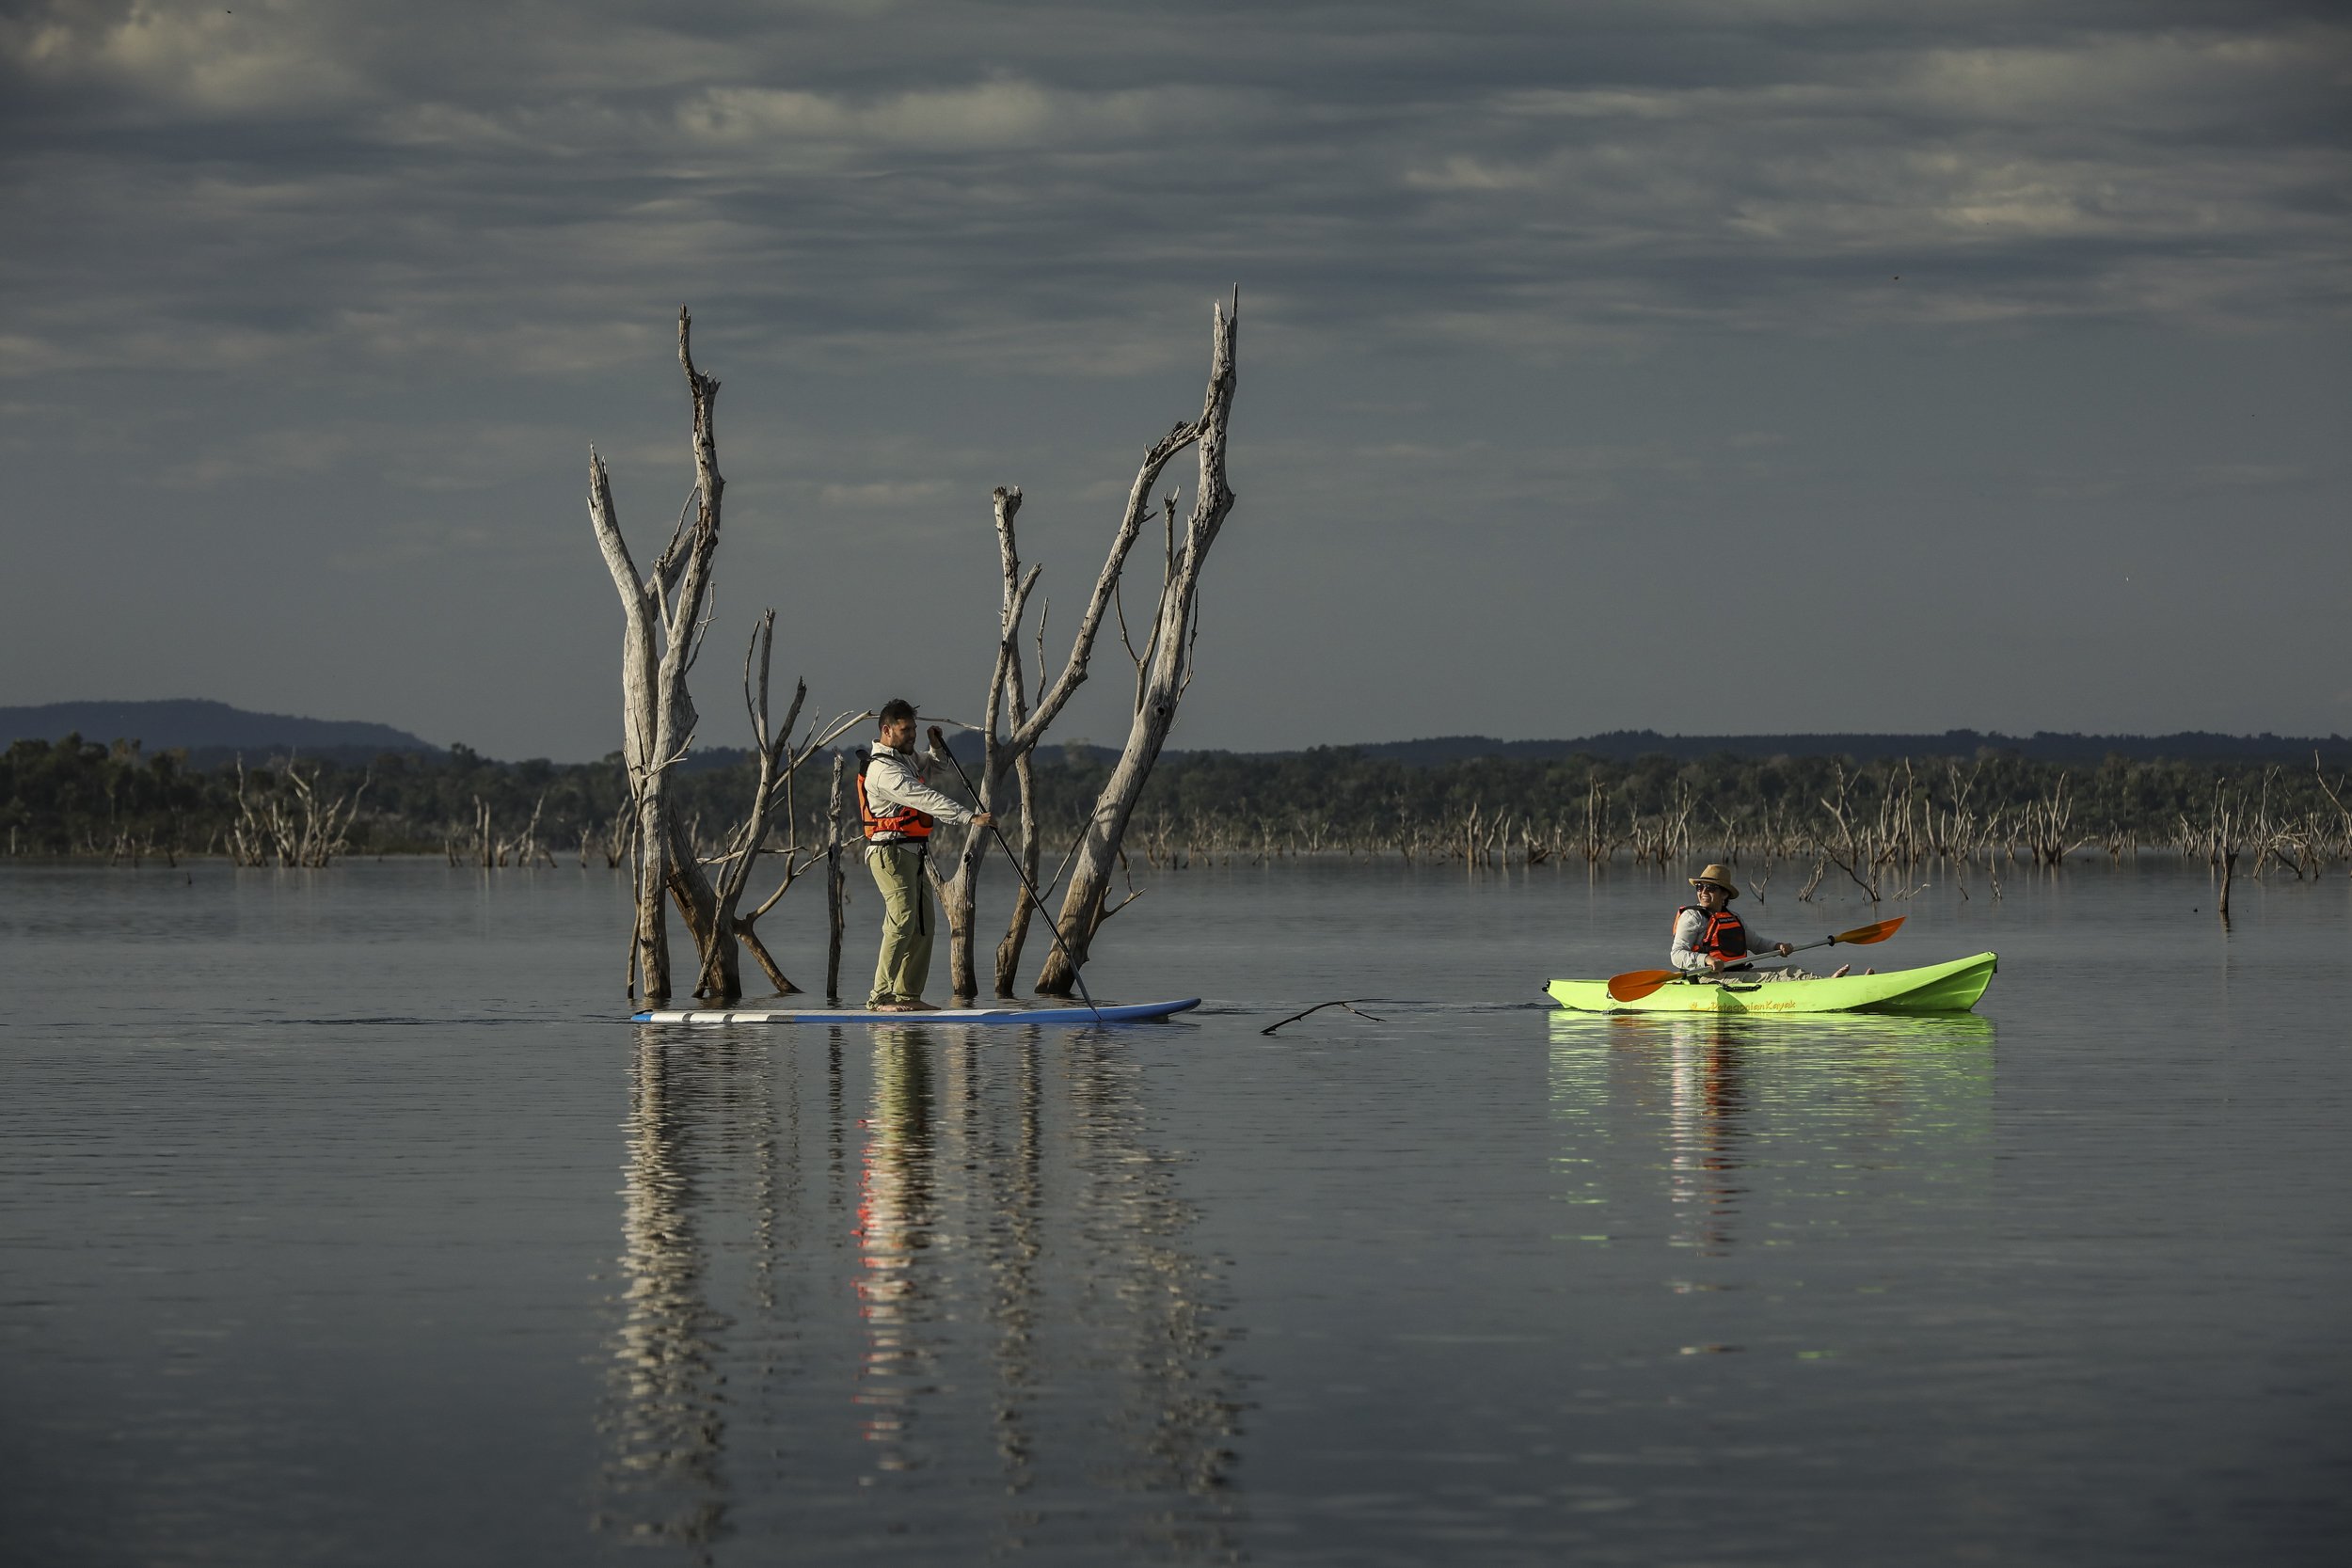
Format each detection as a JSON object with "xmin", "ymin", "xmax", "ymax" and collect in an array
[{"xmin": 1688, "ymin": 863, "xmax": 1740, "ymax": 897}]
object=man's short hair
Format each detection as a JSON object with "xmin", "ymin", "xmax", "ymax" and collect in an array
[{"xmin": 878, "ymin": 698, "xmax": 917, "ymax": 728}]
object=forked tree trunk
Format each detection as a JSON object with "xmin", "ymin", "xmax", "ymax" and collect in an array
[
  {"xmin": 586, "ymin": 308, "xmax": 730, "ymax": 1002},
  {"xmin": 934, "ymin": 387, "xmax": 1212, "ymax": 996},
  {"xmin": 1038, "ymin": 295, "xmax": 1238, "ymax": 995},
  {"xmin": 937, "ymin": 488, "xmax": 1040, "ymax": 1000}
]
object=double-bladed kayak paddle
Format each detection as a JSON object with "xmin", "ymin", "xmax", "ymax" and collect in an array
[{"xmin": 1604, "ymin": 915, "xmax": 1908, "ymax": 1003}]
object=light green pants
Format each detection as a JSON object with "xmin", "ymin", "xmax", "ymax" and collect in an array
[
  {"xmin": 867, "ymin": 842, "xmax": 935, "ymax": 1006},
  {"xmin": 1713, "ymin": 965, "xmax": 1819, "ymax": 983}
]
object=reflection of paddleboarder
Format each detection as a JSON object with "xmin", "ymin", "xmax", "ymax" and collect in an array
[
  {"xmin": 858, "ymin": 701, "xmax": 992, "ymax": 1012},
  {"xmin": 1673, "ymin": 863, "xmax": 1851, "ymax": 980}
]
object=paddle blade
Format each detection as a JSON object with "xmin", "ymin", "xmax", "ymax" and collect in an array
[
  {"xmin": 1832, "ymin": 916, "xmax": 1906, "ymax": 946},
  {"xmin": 1606, "ymin": 968, "xmax": 1683, "ymax": 1003}
]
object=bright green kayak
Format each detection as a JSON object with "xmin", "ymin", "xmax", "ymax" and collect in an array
[{"xmin": 1547, "ymin": 952, "xmax": 1996, "ymax": 1015}]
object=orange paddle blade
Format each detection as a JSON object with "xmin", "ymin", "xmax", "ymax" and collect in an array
[
  {"xmin": 1832, "ymin": 916, "xmax": 1906, "ymax": 945},
  {"xmin": 1605, "ymin": 968, "xmax": 1684, "ymax": 1003}
]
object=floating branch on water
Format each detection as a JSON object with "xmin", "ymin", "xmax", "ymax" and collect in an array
[{"xmin": 1261, "ymin": 998, "xmax": 1387, "ymax": 1036}]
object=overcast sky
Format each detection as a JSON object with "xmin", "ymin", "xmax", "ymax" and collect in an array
[{"xmin": 3, "ymin": 0, "xmax": 2346, "ymax": 759}]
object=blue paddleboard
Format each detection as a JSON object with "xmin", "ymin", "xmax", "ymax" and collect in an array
[{"xmin": 632, "ymin": 997, "xmax": 1200, "ymax": 1025}]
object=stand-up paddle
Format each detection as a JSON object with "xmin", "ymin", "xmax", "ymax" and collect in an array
[
  {"xmin": 930, "ymin": 726, "xmax": 1104, "ymax": 1024},
  {"xmin": 1605, "ymin": 915, "xmax": 1907, "ymax": 1003}
]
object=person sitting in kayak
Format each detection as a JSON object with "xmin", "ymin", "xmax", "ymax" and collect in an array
[{"xmin": 1673, "ymin": 864, "xmax": 1851, "ymax": 979}]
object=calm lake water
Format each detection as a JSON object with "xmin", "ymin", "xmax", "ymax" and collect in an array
[{"xmin": 3, "ymin": 856, "xmax": 2347, "ymax": 1565}]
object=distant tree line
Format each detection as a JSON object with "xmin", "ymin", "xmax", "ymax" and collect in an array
[
  {"xmin": 1024, "ymin": 744, "xmax": 2352, "ymax": 882},
  {"xmin": 8, "ymin": 733, "xmax": 2349, "ymax": 881},
  {"xmin": 0, "ymin": 736, "xmax": 644, "ymax": 863}
]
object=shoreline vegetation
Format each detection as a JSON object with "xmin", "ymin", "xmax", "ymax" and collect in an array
[{"xmin": 14, "ymin": 732, "xmax": 2351, "ymax": 897}]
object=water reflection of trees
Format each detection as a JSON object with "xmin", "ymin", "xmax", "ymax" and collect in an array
[
  {"xmin": 1548, "ymin": 1014, "xmax": 1996, "ymax": 1256},
  {"xmin": 595, "ymin": 1031, "xmax": 739, "ymax": 1550},
  {"xmin": 596, "ymin": 1024, "xmax": 1241, "ymax": 1556}
]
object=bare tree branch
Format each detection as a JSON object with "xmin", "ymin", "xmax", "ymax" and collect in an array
[{"xmin": 1262, "ymin": 999, "xmax": 1386, "ymax": 1036}]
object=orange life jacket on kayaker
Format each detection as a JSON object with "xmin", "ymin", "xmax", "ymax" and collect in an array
[
  {"xmin": 1676, "ymin": 904, "xmax": 1750, "ymax": 961},
  {"xmin": 856, "ymin": 762, "xmax": 934, "ymax": 842}
]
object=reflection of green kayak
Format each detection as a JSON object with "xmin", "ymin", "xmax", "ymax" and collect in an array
[{"xmin": 1546, "ymin": 952, "xmax": 1996, "ymax": 1015}]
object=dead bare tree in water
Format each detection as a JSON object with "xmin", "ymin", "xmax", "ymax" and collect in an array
[
  {"xmin": 1624, "ymin": 781, "xmax": 1695, "ymax": 868},
  {"xmin": 697, "ymin": 613, "xmax": 810, "ymax": 998},
  {"xmin": 2315, "ymin": 752, "xmax": 2352, "ymax": 874},
  {"xmin": 581, "ymin": 789, "xmax": 639, "ymax": 869},
  {"xmin": 228, "ymin": 756, "xmax": 368, "ymax": 868},
  {"xmin": 459, "ymin": 794, "xmax": 553, "ymax": 868},
  {"xmin": 587, "ymin": 307, "xmax": 855, "ymax": 1002},
  {"xmin": 1817, "ymin": 764, "xmax": 1883, "ymax": 902},
  {"xmin": 2211, "ymin": 784, "xmax": 2243, "ymax": 925},
  {"xmin": 1578, "ymin": 779, "xmax": 1614, "ymax": 863},
  {"xmin": 930, "ymin": 478, "xmax": 1189, "ymax": 1000},
  {"xmin": 586, "ymin": 310, "xmax": 725, "ymax": 999},
  {"xmin": 698, "ymin": 619, "xmax": 874, "ymax": 999},
  {"xmin": 2024, "ymin": 776, "xmax": 2076, "ymax": 866},
  {"xmin": 1036, "ymin": 294, "xmax": 1240, "ymax": 996}
]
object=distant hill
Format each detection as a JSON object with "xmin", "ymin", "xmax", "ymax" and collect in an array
[
  {"xmin": 1343, "ymin": 730, "xmax": 2352, "ymax": 768},
  {"xmin": 10, "ymin": 702, "xmax": 2344, "ymax": 772},
  {"xmin": 0, "ymin": 700, "xmax": 438, "ymax": 768}
]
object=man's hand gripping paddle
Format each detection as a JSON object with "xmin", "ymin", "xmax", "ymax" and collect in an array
[
  {"xmin": 1604, "ymin": 915, "xmax": 1907, "ymax": 1004},
  {"xmin": 930, "ymin": 726, "xmax": 1104, "ymax": 1024}
]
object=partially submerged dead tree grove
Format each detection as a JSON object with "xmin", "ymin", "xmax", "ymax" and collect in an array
[{"xmin": 585, "ymin": 296, "xmax": 1239, "ymax": 1005}]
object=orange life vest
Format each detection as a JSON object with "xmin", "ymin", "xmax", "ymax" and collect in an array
[
  {"xmin": 855, "ymin": 761, "xmax": 934, "ymax": 842},
  {"xmin": 1676, "ymin": 904, "xmax": 1750, "ymax": 961}
]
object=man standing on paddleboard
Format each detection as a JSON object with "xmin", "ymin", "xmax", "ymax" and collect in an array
[
  {"xmin": 858, "ymin": 700, "xmax": 992, "ymax": 1012},
  {"xmin": 1674, "ymin": 863, "xmax": 1850, "ymax": 979}
]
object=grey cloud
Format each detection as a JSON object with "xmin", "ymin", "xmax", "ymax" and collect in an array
[{"xmin": 8, "ymin": 0, "xmax": 2344, "ymax": 379}]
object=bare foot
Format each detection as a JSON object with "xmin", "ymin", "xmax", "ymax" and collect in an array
[
  {"xmin": 1831, "ymin": 963, "xmax": 1851, "ymax": 978},
  {"xmin": 1864, "ymin": 967, "xmax": 1876, "ymax": 975},
  {"xmin": 870, "ymin": 1000, "xmax": 927, "ymax": 1012}
]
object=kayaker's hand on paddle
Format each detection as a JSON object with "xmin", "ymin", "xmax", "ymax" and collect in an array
[
  {"xmin": 973, "ymin": 812, "xmax": 995, "ymax": 828},
  {"xmin": 1772, "ymin": 942, "xmax": 1793, "ymax": 958}
]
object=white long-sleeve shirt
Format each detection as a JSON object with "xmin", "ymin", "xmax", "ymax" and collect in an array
[
  {"xmin": 1670, "ymin": 905, "xmax": 1779, "ymax": 973},
  {"xmin": 863, "ymin": 743, "xmax": 976, "ymax": 843}
]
